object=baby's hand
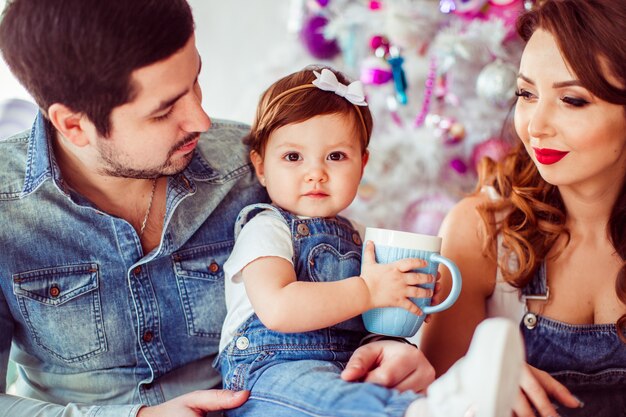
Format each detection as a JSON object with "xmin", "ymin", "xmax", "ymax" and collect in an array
[{"xmin": 360, "ymin": 241, "xmax": 434, "ymax": 315}]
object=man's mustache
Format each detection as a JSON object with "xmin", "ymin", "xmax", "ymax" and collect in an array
[{"xmin": 169, "ymin": 132, "xmax": 201, "ymax": 155}]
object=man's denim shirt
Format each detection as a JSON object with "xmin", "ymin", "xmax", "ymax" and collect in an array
[{"xmin": 0, "ymin": 113, "xmax": 268, "ymax": 417}]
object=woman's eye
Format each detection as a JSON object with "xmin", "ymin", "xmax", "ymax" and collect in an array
[
  {"xmin": 283, "ymin": 152, "xmax": 301, "ymax": 162},
  {"xmin": 561, "ymin": 96, "xmax": 589, "ymax": 108},
  {"xmin": 327, "ymin": 152, "xmax": 346, "ymax": 161},
  {"xmin": 514, "ymin": 89, "xmax": 534, "ymax": 100}
]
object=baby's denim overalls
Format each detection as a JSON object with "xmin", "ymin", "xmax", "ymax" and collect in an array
[
  {"xmin": 521, "ymin": 262, "xmax": 626, "ymax": 417},
  {"xmin": 215, "ymin": 204, "xmax": 422, "ymax": 417}
]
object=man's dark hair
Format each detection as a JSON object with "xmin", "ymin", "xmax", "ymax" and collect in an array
[{"xmin": 0, "ymin": 0, "xmax": 195, "ymax": 136}]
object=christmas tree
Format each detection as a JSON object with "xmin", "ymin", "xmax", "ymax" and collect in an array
[{"xmin": 290, "ymin": 0, "xmax": 529, "ymax": 234}]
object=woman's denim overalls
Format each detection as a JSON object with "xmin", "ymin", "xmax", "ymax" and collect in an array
[
  {"xmin": 522, "ymin": 262, "xmax": 626, "ymax": 417},
  {"xmin": 215, "ymin": 204, "xmax": 421, "ymax": 417}
]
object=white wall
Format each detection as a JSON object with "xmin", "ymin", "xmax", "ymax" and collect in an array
[
  {"xmin": 190, "ymin": 1, "xmax": 308, "ymax": 123},
  {"xmin": 0, "ymin": 1, "xmax": 308, "ymax": 125}
]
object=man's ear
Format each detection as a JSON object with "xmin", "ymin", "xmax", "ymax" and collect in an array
[
  {"xmin": 250, "ymin": 150, "xmax": 266, "ymax": 186},
  {"xmin": 47, "ymin": 103, "xmax": 91, "ymax": 147},
  {"xmin": 360, "ymin": 150, "xmax": 369, "ymax": 177}
]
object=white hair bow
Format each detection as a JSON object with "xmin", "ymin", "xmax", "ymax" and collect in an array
[{"xmin": 312, "ymin": 69, "xmax": 368, "ymax": 106}]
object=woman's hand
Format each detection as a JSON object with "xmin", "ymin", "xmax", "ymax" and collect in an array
[
  {"xmin": 514, "ymin": 364, "xmax": 583, "ymax": 416},
  {"xmin": 341, "ymin": 339, "xmax": 435, "ymax": 393}
]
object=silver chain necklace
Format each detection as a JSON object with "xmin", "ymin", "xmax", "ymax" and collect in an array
[{"xmin": 139, "ymin": 178, "xmax": 158, "ymax": 237}]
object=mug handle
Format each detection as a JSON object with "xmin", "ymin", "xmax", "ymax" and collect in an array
[{"xmin": 421, "ymin": 253, "xmax": 462, "ymax": 315}]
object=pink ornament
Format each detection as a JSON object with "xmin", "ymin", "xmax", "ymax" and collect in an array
[
  {"xmin": 488, "ymin": 0, "xmax": 517, "ymax": 5},
  {"xmin": 401, "ymin": 193, "xmax": 457, "ymax": 236},
  {"xmin": 414, "ymin": 57, "xmax": 438, "ymax": 127},
  {"xmin": 452, "ymin": 0, "xmax": 489, "ymax": 19},
  {"xmin": 369, "ymin": 1, "xmax": 383, "ymax": 10},
  {"xmin": 369, "ymin": 35, "xmax": 389, "ymax": 53},
  {"xmin": 300, "ymin": 15, "xmax": 340, "ymax": 59},
  {"xmin": 484, "ymin": 0, "xmax": 525, "ymax": 40},
  {"xmin": 471, "ymin": 137, "xmax": 512, "ymax": 170},
  {"xmin": 361, "ymin": 57, "xmax": 393, "ymax": 85}
]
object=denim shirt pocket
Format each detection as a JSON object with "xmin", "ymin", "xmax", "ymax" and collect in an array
[
  {"xmin": 307, "ymin": 243, "xmax": 361, "ymax": 283},
  {"xmin": 12, "ymin": 263, "xmax": 107, "ymax": 363},
  {"xmin": 172, "ymin": 241, "xmax": 232, "ymax": 338}
]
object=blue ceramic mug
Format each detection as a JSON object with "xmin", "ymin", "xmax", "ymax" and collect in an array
[{"xmin": 361, "ymin": 227, "xmax": 462, "ymax": 337}]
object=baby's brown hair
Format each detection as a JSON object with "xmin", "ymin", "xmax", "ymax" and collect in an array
[{"xmin": 244, "ymin": 65, "xmax": 373, "ymax": 157}]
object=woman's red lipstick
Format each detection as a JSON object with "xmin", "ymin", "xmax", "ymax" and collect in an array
[{"xmin": 533, "ymin": 147, "xmax": 569, "ymax": 165}]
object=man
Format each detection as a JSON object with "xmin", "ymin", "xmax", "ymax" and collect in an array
[{"xmin": 0, "ymin": 1, "xmax": 433, "ymax": 416}]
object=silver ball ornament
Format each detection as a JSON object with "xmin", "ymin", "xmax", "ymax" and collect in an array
[{"xmin": 476, "ymin": 60, "xmax": 518, "ymax": 106}]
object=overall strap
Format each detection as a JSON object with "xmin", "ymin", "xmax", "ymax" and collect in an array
[
  {"xmin": 233, "ymin": 203, "xmax": 292, "ymax": 239},
  {"xmin": 481, "ymin": 185, "xmax": 526, "ymax": 322}
]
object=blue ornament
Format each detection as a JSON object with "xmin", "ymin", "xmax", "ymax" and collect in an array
[{"xmin": 388, "ymin": 47, "xmax": 408, "ymax": 105}]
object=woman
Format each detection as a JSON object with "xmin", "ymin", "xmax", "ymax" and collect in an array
[{"xmin": 420, "ymin": 1, "xmax": 626, "ymax": 416}]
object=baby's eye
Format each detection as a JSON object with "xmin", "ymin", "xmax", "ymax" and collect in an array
[
  {"xmin": 283, "ymin": 152, "xmax": 302, "ymax": 162},
  {"xmin": 327, "ymin": 152, "xmax": 346, "ymax": 161}
]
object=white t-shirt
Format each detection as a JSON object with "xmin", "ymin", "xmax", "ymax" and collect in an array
[{"xmin": 219, "ymin": 210, "xmax": 363, "ymax": 352}]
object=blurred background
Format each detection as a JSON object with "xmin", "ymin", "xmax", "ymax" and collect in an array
[{"xmin": 0, "ymin": 0, "xmax": 528, "ymax": 233}]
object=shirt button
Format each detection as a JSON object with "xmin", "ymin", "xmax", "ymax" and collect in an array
[
  {"xmin": 49, "ymin": 285, "xmax": 60, "ymax": 298},
  {"xmin": 133, "ymin": 266, "xmax": 142, "ymax": 276},
  {"xmin": 142, "ymin": 331, "xmax": 154, "ymax": 342},
  {"xmin": 208, "ymin": 262, "xmax": 220, "ymax": 273},
  {"xmin": 235, "ymin": 336, "xmax": 249, "ymax": 350},
  {"xmin": 296, "ymin": 224, "xmax": 310, "ymax": 237},
  {"xmin": 352, "ymin": 232, "xmax": 362, "ymax": 245}
]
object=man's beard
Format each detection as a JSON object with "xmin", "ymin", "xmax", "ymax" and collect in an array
[{"xmin": 96, "ymin": 132, "xmax": 200, "ymax": 179}]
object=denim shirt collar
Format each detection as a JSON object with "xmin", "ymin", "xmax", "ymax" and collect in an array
[{"xmin": 21, "ymin": 112, "xmax": 57, "ymax": 197}]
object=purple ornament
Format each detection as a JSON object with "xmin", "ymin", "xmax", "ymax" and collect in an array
[
  {"xmin": 361, "ymin": 67, "xmax": 393, "ymax": 85},
  {"xmin": 450, "ymin": 158, "xmax": 468, "ymax": 174},
  {"xmin": 361, "ymin": 57, "xmax": 393, "ymax": 85},
  {"xmin": 300, "ymin": 15, "xmax": 340, "ymax": 60}
]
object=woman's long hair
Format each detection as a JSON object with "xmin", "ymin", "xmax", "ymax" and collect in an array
[{"xmin": 476, "ymin": 0, "xmax": 626, "ymax": 341}]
